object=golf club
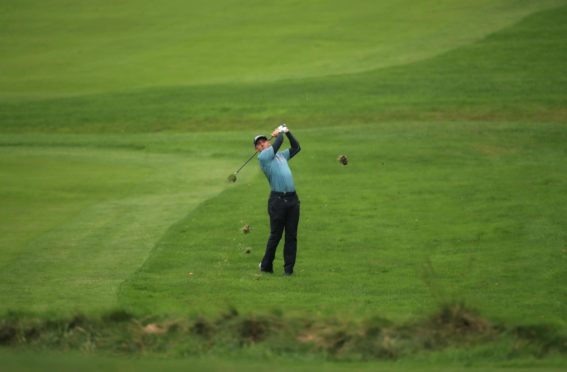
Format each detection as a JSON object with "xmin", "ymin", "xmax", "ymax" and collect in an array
[{"xmin": 227, "ymin": 135, "xmax": 273, "ymax": 183}]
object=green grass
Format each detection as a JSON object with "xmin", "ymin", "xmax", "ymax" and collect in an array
[
  {"xmin": 0, "ymin": 136, "xmax": 237, "ymax": 312},
  {"xmin": 0, "ymin": 0, "xmax": 562, "ymax": 98},
  {"xmin": 2, "ymin": 1, "xmax": 567, "ymax": 132},
  {"xmin": 1, "ymin": 304, "xmax": 566, "ymax": 366},
  {"xmin": 116, "ymin": 122, "xmax": 567, "ymax": 326},
  {"xmin": 3, "ymin": 351, "xmax": 565, "ymax": 372},
  {"xmin": 1, "ymin": 0, "xmax": 566, "ymax": 368}
]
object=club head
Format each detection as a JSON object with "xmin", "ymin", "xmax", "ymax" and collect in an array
[{"xmin": 227, "ymin": 173, "xmax": 237, "ymax": 183}]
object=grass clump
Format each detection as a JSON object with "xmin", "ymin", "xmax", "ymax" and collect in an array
[{"xmin": 1, "ymin": 304, "xmax": 565, "ymax": 362}]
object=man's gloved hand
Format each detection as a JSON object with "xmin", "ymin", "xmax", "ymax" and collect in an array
[{"xmin": 272, "ymin": 124, "xmax": 289, "ymax": 137}]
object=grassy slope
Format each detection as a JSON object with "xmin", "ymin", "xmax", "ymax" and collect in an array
[
  {"xmin": 1, "ymin": 2, "xmax": 566, "ymax": 132},
  {"xmin": 0, "ymin": 136, "xmax": 239, "ymax": 313},
  {"xmin": 112, "ymin": 6, "xmax": 567, "ymax": 325},
  {"xmin": 0, "ymin": 1, "xmax": 566, "ymax": 367},
  {"xmin": 118, "ymin": 122, "xmax": 567, "ymax": 326},
  {"xmin": 0, "ymin": 2, "xmax": 564, "ymax": 320},
  {"xmin": 0, "ymin": 0, "xmax": 561, "ymax": 98}
]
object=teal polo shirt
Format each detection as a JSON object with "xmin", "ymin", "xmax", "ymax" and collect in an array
[{"xmin": 258, "ymin": 147, "xmax": 295, "ymax": 192}]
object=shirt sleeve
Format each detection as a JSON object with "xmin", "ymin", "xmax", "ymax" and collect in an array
[
  {"xmin": 286, "ymin": 132, "xmax": 301, "ymax": 159},
  {"xmin": 281, "ymin": 149, "xmax": 291, "ymax": 160},
  {"xmin": 271, "ymin": 133, "xmax": 284, "ymax": 153}
]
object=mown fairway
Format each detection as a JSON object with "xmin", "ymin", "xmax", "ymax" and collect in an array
[
  {"xmin": 0, "ymin": 0, "xmax": 561, "ymax": 98},
  {"xmin": 1, "ymin": 0, "xmax": 566, "ymax": 370}
]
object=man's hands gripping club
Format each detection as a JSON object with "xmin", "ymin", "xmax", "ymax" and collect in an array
[{"xmin": 272, "ymin": 123, "xmax": 289, "ymax": 137}]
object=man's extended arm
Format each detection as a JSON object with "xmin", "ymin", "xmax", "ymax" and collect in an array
[
  {"xmin": 287, "ymin": 131, "xmax": 301, "ymax": 159},
  {"xmin": 272, "ymin": 133, "xmax": 284, "ymax": 153}
]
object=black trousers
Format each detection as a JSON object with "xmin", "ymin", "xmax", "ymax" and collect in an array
[{"xmin": 261, "ymin": 192, "xmax": 300, "ymax": 274}]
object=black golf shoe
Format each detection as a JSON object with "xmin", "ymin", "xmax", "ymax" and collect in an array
[{"xmin": 259, "ymin": 263, "xmax": 273, "ymax": 273}]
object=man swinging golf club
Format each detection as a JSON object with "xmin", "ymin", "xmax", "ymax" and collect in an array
[{"xmin": 254, "ymin": 124, "xmax": 301, "ymax": 275}]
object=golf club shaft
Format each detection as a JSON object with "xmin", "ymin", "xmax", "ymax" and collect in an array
[{"xmin": 235, "ymin": 151, "xmax": 258, "ymax": 175}]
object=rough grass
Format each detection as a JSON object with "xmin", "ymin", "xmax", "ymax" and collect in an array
[{"xmin": 1, "ymin": 304, "xmax": 565, "ymax": 364}]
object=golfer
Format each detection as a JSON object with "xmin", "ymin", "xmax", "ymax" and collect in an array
[{"xmin": 254, "ymin": 125, "xmax": 301, "ymax": 275}]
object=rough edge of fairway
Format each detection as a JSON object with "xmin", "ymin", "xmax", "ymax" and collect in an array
[{"xmin": 1, "ymin": 303, "xmax": 566, "ymax": 366}]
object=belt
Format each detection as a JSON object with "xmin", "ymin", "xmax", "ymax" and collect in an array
[{"xmin": 271, "ymin": 191, "xmax": 296, "ymax": 197}]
